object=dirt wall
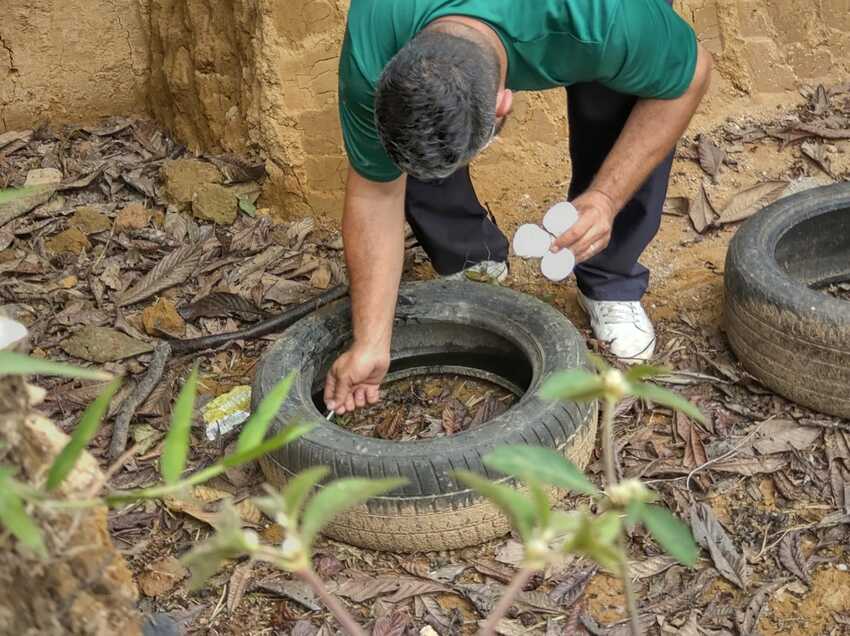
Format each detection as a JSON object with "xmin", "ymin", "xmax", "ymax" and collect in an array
[
  {"xmin": 145, "ymin": 0, "xmax": 850, "ymax": 219},
  {"xmin": 5, "ymin": 0, "xmax": 850, "ymax": 218},
  {"xmin": 0, "ymin": 0, "xmax": 150, "ymax": 131}
]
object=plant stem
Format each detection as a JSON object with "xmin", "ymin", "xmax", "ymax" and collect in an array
[
  {"xmin": 601, "ymin": 396, "xmax": 642, "ymax": 636},
  {"xmin": 602, "ymin": 397, "xmax": 618, "ymax": 487},
  {"xmin": 480, "ymin": 567, "xmax": 535, "ymax": 636},
  {"xmin": 298, "ymin": 568, "xmax": 367, "ymax": 636},
  {"xmin": 619, "ymin": 535, "xmax": 642, "ymax": 636}
]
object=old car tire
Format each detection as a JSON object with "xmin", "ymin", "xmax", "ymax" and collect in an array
[
  {"xmin": 725, "ymin": 182, "xmax": 850, "ymax": 418},
  {"xmin": 253, "ymin": 281, "xmax": 597, "ymax": 552}
]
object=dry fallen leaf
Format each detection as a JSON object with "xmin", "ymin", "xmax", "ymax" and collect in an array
[
  {"xmin": 716, "ymin": 181, "xmax": 788, "ymax": 226},
  {"xmin": 253, "ymin": 576, "xmax": 322, "ymax": 611},
  {"xmin": 227, "ymin": 561, "xmax": 254, "ymax": 614},
  {"xmin": 690, "ymin": 503, "xmax": 749, "ymax": 589},
  {"xmin": 778, "ymin": 532, "xmax": 811, "ymax": 585},
  {"xmin": 61, "ymin": 326, "xmax": 153, "ymax": 362},
  {"xmin": 801, "ymin": 141, "xmax": 834, "ymax": 177},
  {"xmin": 372, "ymin": 608, "xmax": 411, "ymax": 636},
  {"xmin": 118, "ymin": 242, "xmax": 204, "ymax": 307},
  {"xmin": 698, "ymin": 135, "xmax": 726, "ymax": 180},
  {"xmin": 751, "ymin": 419, "xmax": 821, "ymax": 455},
  {"xmin": 310, "ymin": 262, "xmax": 332, "ymax": 290},
  {"xmin": 689, "ymin": 184, "xmax": 716, "ymax": 234},
  {"xmin": 138, "ymin": 556, "xmax": 188, "ymax": 597},
  {"xmin": 142, "ymin": 297, "xmax": 186, "ymax": 338},
  {"xmin": 735, "ymin": 579, "xmax": 787, "ymax": 635},
  {"xmin": 164, "ymin": 486, "xmax": 263, "ymax": 527},
  {"xmin": 178, "ymin": 291, "xmax": 265, "ymax": 322}
]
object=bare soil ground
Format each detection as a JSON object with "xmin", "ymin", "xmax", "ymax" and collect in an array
[{"xmin": 2, "ymin": 84, "xmax": 850, "ymax": 635}]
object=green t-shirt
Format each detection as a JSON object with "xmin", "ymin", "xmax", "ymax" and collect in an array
[{"xmin": 339, "ymin": 0, "xmax": 698, "ymax": 182}]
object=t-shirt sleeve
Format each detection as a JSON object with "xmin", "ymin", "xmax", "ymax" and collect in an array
[
  {"xmin": 598, "ymin": 0, "xmax": 699, "ymax": 99},
  {"xmin": 338, "ymin": 30, "xmax": 403, "ymax": 183}
]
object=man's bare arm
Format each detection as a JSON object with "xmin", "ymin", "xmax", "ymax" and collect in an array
[
  {"xmin": 324, "ymin": 167, "xmax": 406, "ymax": 414},
  {"xmin": 553, "ymin": 44, "xmax": 713, "ymax": 260}
]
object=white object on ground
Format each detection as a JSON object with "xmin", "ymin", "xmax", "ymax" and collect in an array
[
  {"xmin": 0, "ymin": 317, "xmax": 28, "ymax": 350},
  {"xmin": 577, "ymin": 291, "xmax": 656, "ymax": 363},
  {"xmin": 540, "ymin": 249, "xmax": 576, "ymax": 282},
  {"xmin": 202, "ymin": 385, "xmax": 252, "ymax": 441},
  {"xmin": 543, "ymin": 202, "xmax": 579, "ymax": 237},
  {"xmin": 512, "ymin": 223, "xmax": 554, "ymax": 258}
]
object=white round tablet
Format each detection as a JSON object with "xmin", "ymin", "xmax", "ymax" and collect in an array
[
  {"xmin": 541, "ymin": 249, "xmax": 576, "ymax": 282},
  {"xmin": 543, "ymin": 202, "xmax": 579, "ymax": 237},
  {"xmin": 512, "ymin": 224, "xmax": 554, "ymax": 259}
]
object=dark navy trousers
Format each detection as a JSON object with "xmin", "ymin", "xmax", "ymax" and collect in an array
[{"xmin": 404, "ymin": 81, "xmax": 674, "ymax": 302}]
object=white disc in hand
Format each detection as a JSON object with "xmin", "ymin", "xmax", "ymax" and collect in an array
[
  {"xmin": 543, "ymin": 202, "xmax": 579, "ymax": 237},
  {"xmin": 512, "ymin": 224, "xmax": 553, "ymax": 259},
  {"xmin": 541, "ymin": 249, "xmax": 576, "ymax": 282}
]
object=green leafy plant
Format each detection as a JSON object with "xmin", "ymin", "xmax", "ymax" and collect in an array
[
  {"xmin": 457, "ymin": 354, "xmax": 701, "ymax": 636},
  {"xmin": 0, "ymin": 354, "xmax": 309, "ymax": 558},
  {"xmin": 1, "ymin": 353, "xmax": 405, "ymax": 636},
  {"xmin": 183, "ymin": 471, "xmax": 407, "ymax": 636}
]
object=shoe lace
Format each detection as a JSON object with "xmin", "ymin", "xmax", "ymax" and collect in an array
[{"xmin": 598, "ymin": 302, "xmax": 640, "ymax": 325}]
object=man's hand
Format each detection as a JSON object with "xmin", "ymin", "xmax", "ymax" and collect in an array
[
  {"xmin": 324, "ymin": 345, "xmax": 390, "ymax": 415},
  {"xmin": 550, "ymin": 190, "xmax": 618, "ymax": 263}
]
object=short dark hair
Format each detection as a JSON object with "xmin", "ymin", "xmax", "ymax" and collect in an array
[{"xmin": 375, "ymin": 29, "xmax": 500, "ymax": 181}]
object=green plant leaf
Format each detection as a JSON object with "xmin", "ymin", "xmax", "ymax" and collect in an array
[
  {"xmin": 594, "ymin": 511, "xmax": 622, "ymax": 545},
  {"xmin": 527, "ymin": 478, "xmax": 551, "ymax": 528},
  {"xmin": 283, "ymin": 466, "xmax": 330, "ymax": 520},
  {"xmin": 0, "ymin": 351, "xmax": 112, "ymax": 381},
  {"xmin": 0, "ymin": 185, "xmax": 46, "ymax": 203},
  {"xmin": 563, "ymin": 510, "xmax": 623, "ymax": 573},
  {"xmin": 238, "ymin": 196, "xmax": 257, "ymax": 217},
  {"xmin": 161, "ymin": 366, "xmax": 199, "ymax": 484},
  {"xmin": 182, "ymin": 504, "xmax": 253, "ymax": 590},
  {"xmin": 625, "ymin": 364, "xmax": 669, "ymax": 383},
  {"xmin": 46, "ymin": 378, "xmax": 122, "ymax": 491},
  {"xmin": 635, "ymin": 503, "xmax": 699, "ymax": 567},
  {"xmin": 484, "ymin": 446, "xmax": 600, "ymax": 496},
  {"xmin": 539, "ymin": 370, "xmax": 604, "ymax": 402},
  {"xmin": 236, "ymin": 372, "xmax": 295, "ymax": 454},
  {"xmin": 585, "ymin": 352, "xmax": 610, "ymax": 374},
  {"xmin": 300, "ymin": 478, "xmax": 407, "ymax": 549},
  {"xmin": 629, "ymin": 382, "xmax": 705, "ymax": 423},
  {"xmin": 0, "ymin": 469, "xmax": 46, "ymax": 557},
  {"xmin": 455, "ymin": 470, "xmax": 538, "ymax": 540},
  {"xmin": 549, "ymin": 510, "xmax": 583, "ymax": 536},
  {"xmin": 221, "ymin": 422, "xmax": 314, "ymax": 469}
]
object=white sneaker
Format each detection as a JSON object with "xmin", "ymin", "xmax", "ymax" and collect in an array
[
  {"xmin": 443, "ymin": 260, "xmax": 509, "ymax": 284},
  {"xmin": 577, "ymin": 291, "xmax": 656, "ymax": 363}
]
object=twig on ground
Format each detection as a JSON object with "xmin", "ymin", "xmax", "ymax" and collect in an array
[
  {"xmin": 108, "ymin": 341, "xmax": 172, "ymax": 460},
  {"xmin": 169, "ymin": 285, "xmax": 348, "ymax": 354},
  {"xmin": 298, "ymin": 568, "xmax": 367, "ymax": 636},
  {"xmin": 479, "ymin": 568, "xmax": 536, "ymax": 636}
]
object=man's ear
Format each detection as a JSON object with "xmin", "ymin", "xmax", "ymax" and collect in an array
[{"xmin": 496, "ymin": 89, "xmax": 513, "ymax": 118}]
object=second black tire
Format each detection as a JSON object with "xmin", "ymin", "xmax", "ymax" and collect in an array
[
  {"xmin": 253, "ymin": 281, "xmax": 597, "ymax": 552},
  {"xmin": 725, "ymin": 182, "xmax": 850, "ymax": 418}
]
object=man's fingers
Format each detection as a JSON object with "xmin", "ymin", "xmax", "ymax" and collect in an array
[
  {"xmin": 552, "ymin": 215, "xmax": 594, "ymax": 251},
  {"xmin": 333, "ymin": 375, "xmax": 354, "ymax": 414},
  {"xmin": 324, "ymin": 372, "xmax": 337, "ymax": 409},
  {"xmin": 366, "ymin": 385, "xmax": 381, "ymax": 405},
  {"xmin": 354, "ymin": 387, "xmax": 367, "ymax": 408},
  {"xmin": 573, "ymin": 233, "xmax": 610, "ymax": 263},
  {"xmin": 344, "ymin": 393, "xmax": 356, "ymax": 414}
]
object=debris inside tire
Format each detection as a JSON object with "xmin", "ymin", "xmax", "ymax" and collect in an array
[{"xmin": 335, "ymin": 374, "xmax": 517, "ymax": 440}]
